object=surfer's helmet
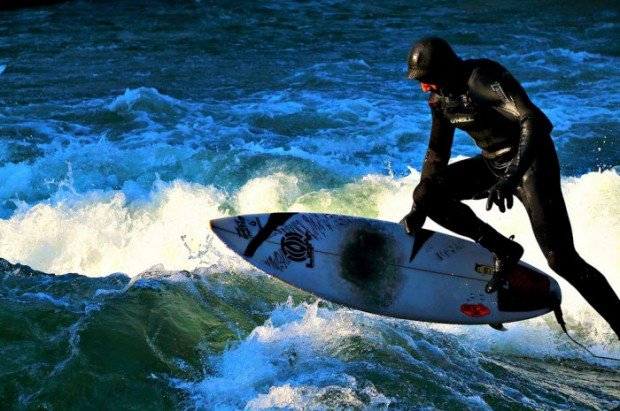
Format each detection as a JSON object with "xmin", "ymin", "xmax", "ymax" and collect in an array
[{"xmin": 405, "ymin": 37, "xmax": 462, "ymax": 85}]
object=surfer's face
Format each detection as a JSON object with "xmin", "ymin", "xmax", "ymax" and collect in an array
[{"xmin": 420, "ymin": 83, "xmax": 438, "ymax": 93}]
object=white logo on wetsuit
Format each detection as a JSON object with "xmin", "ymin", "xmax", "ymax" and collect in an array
[
  {"xmin": 450, "ymin": 116, "xmax": 475, "ymax": 124},
  {"xmin": 442, "ymin": 93, "xmax": 476, "ymax": 125}
]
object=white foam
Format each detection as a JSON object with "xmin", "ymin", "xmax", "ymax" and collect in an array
[
  {"xmin": 174, "ymin": 299, "xmax": 393, "ymax": 410},
  {"xmin": 106, "ymin": 87, "xmax": 186, "ymax": 116},
  {"xmin": 181, "ymin": 297, "xmax": 600, "ymax": 410},
  {"xmin": 0, "ymin": 179, "xmax": 231, "ymax": 277},
  {"xmin": 181, "ymin": 296, "xmax": 617, "ymax": 409},
  {"xmin": 0, "ymin": 166, "xmax": 617, "ymax": 346},
  {"xmin": 230, "ymin": 91, "xmax": 305, "ymax": 117},
  {"xmin": 234, "ymin": 173, "xmax": 301, "ymax": 214}
]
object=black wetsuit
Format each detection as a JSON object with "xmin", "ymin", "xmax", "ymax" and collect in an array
[{"xmin": 412, "ymin": 58, "xmax": 620, "ymax": 337}]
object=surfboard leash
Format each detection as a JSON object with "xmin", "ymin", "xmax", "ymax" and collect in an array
[{"xmin": 553, "ymin": 305, "xmax": 620, "ymax": 362}]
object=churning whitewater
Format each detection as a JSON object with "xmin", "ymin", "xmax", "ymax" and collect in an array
[{"xmin": 0, "ymin": 0, "xmax": 618, "ymax": 409}]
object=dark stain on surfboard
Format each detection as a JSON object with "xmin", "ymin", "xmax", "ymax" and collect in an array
[
  {"xmin": 340, "ymin": 227, "xmax": 402, "ymax": 307},
  {"xmin": 244, "ymin": 212, "xmax": 296, "ymax": 257}
]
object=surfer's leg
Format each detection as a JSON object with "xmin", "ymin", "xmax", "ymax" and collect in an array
[
  {"xmin": 414, "ymin": 156, "xmax": 519, "ymax": 247},
  {"xmin": 414, "ymin": 156, "xmax": 525, "ymax": 293},
  {"xmin": 517, "ymin": 143, "xmax": 620, "ymax": 338},
  {"xmin": 413, "ymin": 156, "xmax": 497, "ymax": 240}
]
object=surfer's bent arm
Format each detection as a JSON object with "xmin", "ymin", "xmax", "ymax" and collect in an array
[
  {"xmin": 471, "ymin": 65, "xmax": 553, "ymax": 182},
  {"xmin": 401, "ymin": 98, "xmax": 454, "ymax": 234},
  {"xmin": 420, "ymin": 96, "xmax": 455, "ymax": 182}
]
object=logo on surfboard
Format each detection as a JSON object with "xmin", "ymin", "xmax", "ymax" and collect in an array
[
  {"xmin": 280, "ymin": 231, "xmax": 314, "ymax": 268},
  {"xmin": 234, "ymin": 216, "xmax": 263, "ymax": 239}
]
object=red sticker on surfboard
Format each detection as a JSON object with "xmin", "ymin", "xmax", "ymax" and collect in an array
[{"xmin": 460, "ymin": 304, "xmax": 491, "ymax": 317}]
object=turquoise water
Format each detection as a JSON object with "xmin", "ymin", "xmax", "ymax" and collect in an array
[{"xmin": 0, "ymin": 0, "xmax": 618, "ymax": 409}]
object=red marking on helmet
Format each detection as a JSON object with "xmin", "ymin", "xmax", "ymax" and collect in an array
[{"xmin": 460, "ymin": 304, "xmax": 490, "ymax": 317}]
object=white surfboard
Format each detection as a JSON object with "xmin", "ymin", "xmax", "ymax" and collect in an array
[{"xmin": 210, "ymin": 212, "xmax": 561, "ymax": 325}]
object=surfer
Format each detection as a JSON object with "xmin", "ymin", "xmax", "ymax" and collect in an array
[{"xmin": 400, "ymin": 37, "xmax": 620, "ymax": 338}]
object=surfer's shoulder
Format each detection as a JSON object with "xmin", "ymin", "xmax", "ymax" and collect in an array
[
  {"xmin": 465, "ymin": 59, "xmax": 519, "ymax": 104},
  {"xmin": 466, "ymin": 59, "xmax": 509, "ymax": 89}
]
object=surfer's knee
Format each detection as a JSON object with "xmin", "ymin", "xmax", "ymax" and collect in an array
[
  {"xmin": 546, "ymin": 250, "xmax": 562, "ymax": 273},
  {"xmin": 546, "ymin": 250, "xmax": 574, "ymax": 273},
  {"xmin": 546, "ymin": 249, "xmax": 595, "ymax": 284},
  {"xmin": 413, "ymin": 175, "xmax": 447, "ymax": 207}
]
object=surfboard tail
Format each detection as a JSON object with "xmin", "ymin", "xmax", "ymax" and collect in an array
[{"xmin": 496, "ymin": 264, "xmax": 562, "ymax": 312}]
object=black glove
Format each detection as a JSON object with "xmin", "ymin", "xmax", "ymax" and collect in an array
[
  {"xmin": 400, "ymin": 203, "xmax": 427, "ymax": 235},
  {"xmin": 486, "ymin": 175, "xmax": 519, "ymax": 213}
]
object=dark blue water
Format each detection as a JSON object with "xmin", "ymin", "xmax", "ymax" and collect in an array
[{"xmin": 0, "ymin": 1, "xmax": 618, "ymax": 409}]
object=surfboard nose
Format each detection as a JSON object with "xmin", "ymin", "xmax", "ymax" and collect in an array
[
  {"xmin": 210, "ymin": 216, "xmax": 244, "ymax": 235},
  {"xmin": 209, "ymin": 217, "xmax": 223, "ymax": 231},
  {"xmin": 209, "ymin": 216, "xmax": 248, "ymax": 255}
]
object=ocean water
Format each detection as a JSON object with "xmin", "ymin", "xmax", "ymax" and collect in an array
[{"xmin": 0, "ymin": 0, "xmax": 619, "ymax": 409}]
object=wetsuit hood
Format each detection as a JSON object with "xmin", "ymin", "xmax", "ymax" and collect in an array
[{"xmin": 406, "ymin": 37, "xmax": 463, "ymax": 86}]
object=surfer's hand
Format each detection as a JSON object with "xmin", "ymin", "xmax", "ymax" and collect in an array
[
  {"xmin": 400, "ymin": 204, "xmax": 426, "ymax": 235},
  {"xmin": 486, "ymin": 176, "xmax": 518, "ymax": 213}
]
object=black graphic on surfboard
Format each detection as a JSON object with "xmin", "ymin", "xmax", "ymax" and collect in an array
[
  {"xmin": 243, "ymin": 212, "xmax": 296, "ymax": 257},
  {"xmin": 280, "ymin": 231, "xmax": 314, "ymax": 268}
]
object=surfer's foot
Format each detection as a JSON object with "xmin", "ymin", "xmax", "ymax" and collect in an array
[
  {"xmin": 485, "ymin": 262, "xmax": 512, "ymax": 294},
  {"xmin": 482, "ymin": 235, "xmax": 524, "ymax": 294}
]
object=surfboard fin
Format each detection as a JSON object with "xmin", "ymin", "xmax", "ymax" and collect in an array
[
  {"xmin": 409, "ymin": 228, "xmax": 434, "ymax": 262},
  {"xmin": 489, "ymin": 323, "xmax": 507, "ymax": 331}
]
